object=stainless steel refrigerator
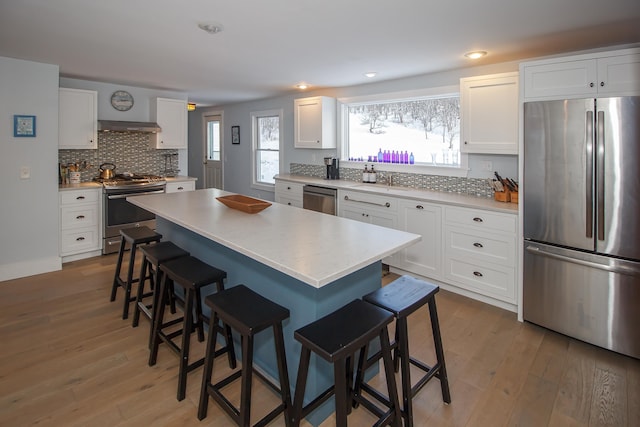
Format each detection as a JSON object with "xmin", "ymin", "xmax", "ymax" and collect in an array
[{"xmin": 523, "ymin": 97, "xmax": 640, "ymax": 360}]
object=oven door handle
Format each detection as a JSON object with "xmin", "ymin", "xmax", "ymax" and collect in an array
[{"xmin": 107, "ymin": 190, "xmax": 165, "ymax": 200}]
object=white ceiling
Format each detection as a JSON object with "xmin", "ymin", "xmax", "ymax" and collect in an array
[{"xmin": 1, "ymin": 0, "xmax": 639, "ymax": 106}]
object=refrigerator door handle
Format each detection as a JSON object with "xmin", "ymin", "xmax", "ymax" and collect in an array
[
  {"xmin": 525, "ymin": 245, "xmax": 639, "ymax": 276},
  {"xmin": 596, "ymin": 110, "xmax": 606, "ymax": 241},
  {"xmin": 585, "ymin": 111, "xmax": 594, "ymax": 239}
]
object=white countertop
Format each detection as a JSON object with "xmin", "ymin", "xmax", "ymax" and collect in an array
[
  {"xmin": 129, "ymin": 188, "xmax": 421, "ymax": 288},
  {"xmin": 59, "ymin": 175, "xmax": 196, "ymax": 191},
  {"xmin": 275, "ymin": 173, "xmax": 518, "ymax": 214}
]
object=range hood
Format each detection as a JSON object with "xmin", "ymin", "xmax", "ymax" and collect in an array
[{"xmin": 98, "ymin": 120, "xmax": 162, "ymax": 133}]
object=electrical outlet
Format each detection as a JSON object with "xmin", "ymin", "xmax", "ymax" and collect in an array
[
  {"xmin": 482, "ymin": 161, "xmax": 493, "ymax": 171},
  {"xmin": 20, "ymin": 166, "xmax": 30, "ymax": 179}
]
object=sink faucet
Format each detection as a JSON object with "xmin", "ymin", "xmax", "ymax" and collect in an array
[{"xmin": 379, "ymin": 173, "xmax": 393, "ymax": 187}]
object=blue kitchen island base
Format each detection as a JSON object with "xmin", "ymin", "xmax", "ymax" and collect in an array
[{"xmin": 156, "ymin": 217, "xmax": 382, "ymax": 426}]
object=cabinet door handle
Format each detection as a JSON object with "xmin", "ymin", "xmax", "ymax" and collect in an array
[
  {"xmin": 590, "ymin": 82, "xmax": 594, "ymax": 88},
  {"xmin": 416, "ymin": 205, "xmax": 424, "ymax": 209},
  {"xmin": 76, "ymin": 237, "xmax": 85, "ymax": 242},
  {"xmin": 473, "ymin": 271, "xmax": 483, "ymax": 277},
  {"xmin": 473, "ymin": 217, "xmax": 483, "ymax": 223},
  {"xmin": 287, "ymin": 186, "xmax": 291, "ymax": 190},
  {"xmin": 76, "ymin": 215, "xmax": 85, "ymax": 220},
  {"xmin": 473, "ymin": 242, "xmax": 483, "ymax": 248},
  {"xmin": 600, "ymin": 81, "xmax": 605, "ymax": 87},
  {"xmin": 76, "ymin": 196, "xmax": 85, "ymax": 200}
]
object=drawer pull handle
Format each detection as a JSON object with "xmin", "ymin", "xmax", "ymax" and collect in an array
[
  {"xmin": 473, "ymin": 242, "xmax": 483, "ymax": 248},
  {"xmin": 287, "ymin": 186, "xmax": 291, "ymax": 190},
  {"xmin": 416, "ymin": 205, "xmax": 424, "ymax": 209},
  {"xmin": 177, "ymin": 186, "xmax": 183, "ymax": 190},
  {"xmin": 344, "ymin": 195, "xmax": 390, "ymax": 208},
  {"xmin": 76, "ymin": 237, "xmax": 85, "ymax": 242},
  {"xmin": 76, "ymin": 215, "xmax": 85, "ymax": 220},
  {"xmin": 473, "ymin": 217, "xmax": 483, "ymax": 222},
  {"xmin": 76, "ymin": 196, "xmax": 85, "ymax": 200},
  {"xmin": 473, "ymin": 271, "xmax": 483, "ymax": 277}
]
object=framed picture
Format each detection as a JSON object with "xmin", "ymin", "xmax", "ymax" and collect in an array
[
  {"xmin": 14, "ymin": 115, "xmax": 36, "ymax": 137},
  {"xmin": 231, "ymin": 125, "xmax": 240, "ymax": 144}
]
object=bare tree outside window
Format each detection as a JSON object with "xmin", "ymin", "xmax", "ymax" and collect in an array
[
  {"xmin": 253, "ymin": 112, "xmax": 281, "ymax": 185},
  {"xmin": 347, "ymin": 96, "xmax": 460, "ymax": 166}
]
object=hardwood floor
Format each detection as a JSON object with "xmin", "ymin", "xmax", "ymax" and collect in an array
[{"xmin": 0, "ymin": 255, "xmax": 638, "ymax": 426}]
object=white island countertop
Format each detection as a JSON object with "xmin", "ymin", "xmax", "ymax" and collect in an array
[{"xmin": 129, "ymin": 188, "xmax": 420, "ymax": 288}]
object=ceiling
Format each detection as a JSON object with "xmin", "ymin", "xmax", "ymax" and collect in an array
[{"xmin": 1, "ymin": 1, "xmax": 639, "ymax": 107}]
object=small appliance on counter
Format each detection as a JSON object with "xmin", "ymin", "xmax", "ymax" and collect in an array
[{"xmin": 324, "ymin": 157, "xmax": 339, "ymax": 180}]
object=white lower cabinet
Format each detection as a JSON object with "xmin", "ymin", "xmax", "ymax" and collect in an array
[
  {"xmin": 60, "ymin": 188, "xmax": 101, "ymax": 258},
  {"xmin": 443, "ymin": 205, "xmax": 517, "ymax": 304},
  {"xmin": 166, "ymin": 180, "xmax": 195, "ymax": 193},
  {"xmin": 338, "ymin": 190, "xmax": 398, "ymax": 263},
  {"xmin": 393, "ymin": 200, "xmax": 443, "ymax": 280},
  {"xmin": 332, "ymin": 186, "xmax": 518, "ymax": 309},
  {"xmin": 274, "ymin": 180, "xmax": 304, "ymax": 208}
]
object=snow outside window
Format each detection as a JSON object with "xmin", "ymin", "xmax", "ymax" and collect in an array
[
  {"xmin": 340, "ymin": 86, "xmax": 466, "ymax": 174},
  {"xmin": 251, "ymin": 109, "xmax": 283, "ymax": 189}
]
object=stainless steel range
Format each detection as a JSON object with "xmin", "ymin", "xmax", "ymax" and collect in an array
[{"xmin": 94, "ymin": 174, "xmax": 166, "ymax": 254}]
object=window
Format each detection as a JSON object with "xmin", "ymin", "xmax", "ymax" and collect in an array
[
  {"xmin": 251, "ymin": 109, "xmax": 283, "ymax": 188},
  {"xmin": 206, "ymin": 115, "xmax": 221, "ymax": 161},
  {"xmin": 340, "ymin": 86, "xmax": 467, "ymax": 174}
]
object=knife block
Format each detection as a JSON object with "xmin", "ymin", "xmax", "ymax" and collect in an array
[{"xmin": 494, "ymin": 190, "xmax": 510, "ymax": 202}]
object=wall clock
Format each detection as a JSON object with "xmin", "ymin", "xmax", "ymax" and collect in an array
[{"xmin": 110, "ymin": 90, "xmax": 134, "ymax": 111}]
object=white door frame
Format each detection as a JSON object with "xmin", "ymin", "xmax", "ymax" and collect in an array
[{"xmin": 202, "ymin": 111, "xmax": 224, "ymax": 189}]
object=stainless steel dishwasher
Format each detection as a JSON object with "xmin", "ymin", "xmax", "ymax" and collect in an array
[{"xmin": 303, "ymin": 185, "xmax": 337, "ymax": 215}]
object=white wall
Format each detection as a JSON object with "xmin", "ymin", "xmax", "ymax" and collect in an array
[
  {"xmin": 0, "ymin": 57, "xmax": 61, "ymax": 281},
  {"xmin": 190, "ymin": 60, "xmax": 521, "ymax": 200}
]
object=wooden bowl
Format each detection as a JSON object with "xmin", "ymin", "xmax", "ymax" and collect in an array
[{"xmin": 216, "ymin": 194, "xmax": 272, "ymax": 214}]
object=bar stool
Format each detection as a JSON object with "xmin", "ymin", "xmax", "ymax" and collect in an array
[
  {"xmin": 291, "ymin": 299, "xmax": 402, "ymax": 427},
  {"xmin": 131, "ymin": 241, "xmax": 190, "ymax": 346},
  {"xmin": 110, "ymin": 226, "xmax": 162, "ymax": 320},
  {"xmin": 149, "ymin": 255, "xmax": 236, "ymax": 401},
  {"xmin": 198, "ymin": 285, "xmax": 292, "ymax": 427},
  {"xmin": 355, "ymin": 275, "xmax": 451, "ymax": 427}
]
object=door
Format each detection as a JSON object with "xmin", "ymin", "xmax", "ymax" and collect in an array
[
  {"xmin": 204, "ymin": 114, "xmax": 223, "ymax": 189},
  {"xmin": 596, "ymin": 97, "xmax": 640, "ymax": 259},
  {"xmin": 523, "ymin": 99, "xmax": 595, "ymax": 250}
]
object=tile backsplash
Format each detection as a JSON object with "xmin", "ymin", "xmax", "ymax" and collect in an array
[
  {"xmin": 290, "ymin": 163, "xmax": 494, "ymax": 197},
  {"xmin": 59, "ymin": 132, "xmax": 179, "ymax": 182}
]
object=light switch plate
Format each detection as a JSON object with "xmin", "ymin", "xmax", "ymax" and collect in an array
[{"xmin": 20, "ymin": 166, "xmax": 30, "ymax": 179}]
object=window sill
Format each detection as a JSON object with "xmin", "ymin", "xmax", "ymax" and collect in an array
[
  {"xmin": 251, "ymin": 182, "xmax": 275, "ymax": 193},
  {"xmin": 340, "ymin": 161, "xmax": 470, "ymax": 178}
]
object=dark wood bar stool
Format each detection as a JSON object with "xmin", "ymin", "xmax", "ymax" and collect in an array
[
  {"xmin": 149, "ymin": 255, "xmax": 236, "ymax": 401},
  {"xmin": 291, "ymin": 299, "xmax": 401, "ymax": 427},
  {"xmin": 110, "ymin": 226, "xmax": 162, "ymax": 320},
  {"xmin": 355, "ymin": 275, "xmax": 451, "ymax": 427},
  {"xmin": 198, "ymin": 285, "xmax": 292, "ymax": 427},
  {"xmin": 131, "ymin": 241, "xmax": 190, "ymax": 346}
]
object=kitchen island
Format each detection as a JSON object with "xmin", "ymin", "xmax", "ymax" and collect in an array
[{"xmin": 129, "ymin": 188, "xmax": 420, "ymax": 425}]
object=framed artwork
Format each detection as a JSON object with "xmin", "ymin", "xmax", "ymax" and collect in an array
[
  {"xmin": 14, "ymin": 115, "xmax": 36, "ymax": 137},
  {"xmin": 231, "ymin": 125, "xmax": 240, "ymax": 144}
]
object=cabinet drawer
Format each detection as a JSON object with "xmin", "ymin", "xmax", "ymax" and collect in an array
[
  {"xmin": 445, "ymin": 226, "xmax": 515, "ymax": 265},
  {"xmin": 61, "ymin": 227, "xmax": 99, "ymax": 255},
  {"xmin": 60, "ymin": 189, "xmax": 100, "ymax": 205},
  {"xmin": 340, "ymin": 190, "xmax": 398, "ymax": 212},
  {"xmin": 275, "ymin": 181, "xmax": 304, "ymax": 200},
  {"xmin": 276, "ymin": 196, "xmax": 303, "ymax": 208},
  {"xmin": 166, "ymin": 181, "xmax": 195, "ymax": 193},
  {"xmin": 444, "ymin": 257, "xmax": 515, "ymax": 303},
  {"xmin": 444, "ymin": 205, "xmax": 516, "ymax": 233},
  {"xmin": 61, "ymin": 205, "xmax": 98, "ymax": 229}
]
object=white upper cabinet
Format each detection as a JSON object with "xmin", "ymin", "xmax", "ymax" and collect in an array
[
  {"xmin": 151, "ymin": 97, "xmax": 187, "ymax": 149},
  {"xmin": 522, "ymin": 48, "xmax": 640, "ymax": 100},
  {"xmin": 59, "ymin": 88, "xmax": 98, "ymax": 149},
  {"xmin": 460, "ymin": 72, "xmax": 519, "ymax": 155},
  {"xmin": 294, "ymin": 96, "xmax": 337, "ymax": 148}
]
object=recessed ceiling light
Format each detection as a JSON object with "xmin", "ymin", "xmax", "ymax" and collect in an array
[
  {"xmin": 364, "ymin": 72, "xmax": 377, "ymax": 78},
  {"xmin": 464, "ymin": 51, "xmax": 487, "ymax": 59},
  {"xmin": 198, "ymin": 22, "xmax": 224, "ymax": 34},
  {"xmin": 296, "ymin": 83, "xmax": 309, "ymax": 90}
]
